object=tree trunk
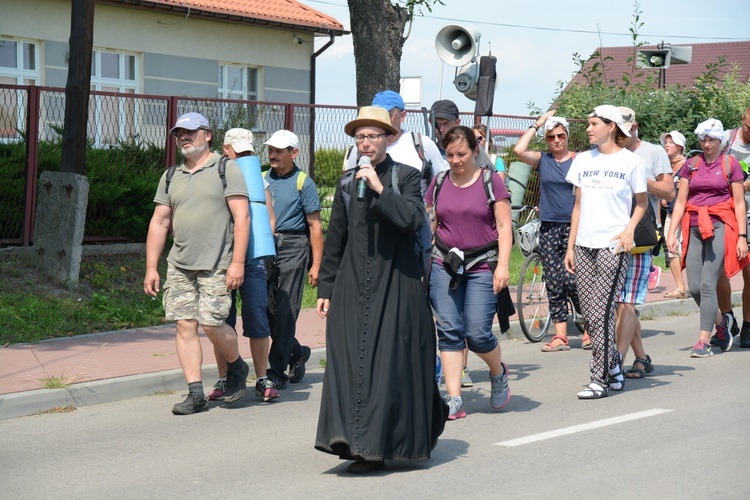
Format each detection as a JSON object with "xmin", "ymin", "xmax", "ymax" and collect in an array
[
  {"xmin": 61, "ymin": 0, "xmax": 95, "ymax": 174},
  {"xmin": 348, "ymin": 0, "xmax": 410, "ymax": 106}
]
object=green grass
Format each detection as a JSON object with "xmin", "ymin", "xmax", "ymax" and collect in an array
[{"xmin": 0, "ymin": 252, "xmax": 167, "ymax": 345}]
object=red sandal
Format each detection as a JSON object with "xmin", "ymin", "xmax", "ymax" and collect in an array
[{"xmin": 541, "ymin": 335, "xmax": 571, "ymax": 352}]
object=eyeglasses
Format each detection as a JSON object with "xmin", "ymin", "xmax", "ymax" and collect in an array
[
  {"xmin": 546, "ymin": 133, "xmax": 567, "ymax": 141},
  {"xmin": 436, "ymin": 121, "xmax": 455, "ymax": 130},
  {"xmin": 354, "ymin": 133, "xmax": 386, "ymax": 143}
]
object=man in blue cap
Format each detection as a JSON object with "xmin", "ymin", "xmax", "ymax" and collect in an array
[
  {"xmin": 345, "ymin": 90, "xmax": 448, "ymax": 197},
  {"xmin": 144, "ymin": 112, "xmax": 251, "ymax": 415}
]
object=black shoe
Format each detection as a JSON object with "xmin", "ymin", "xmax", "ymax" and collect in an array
[
  {"xmin": 730, "ymin": 314, "xmax": 740, "ymax": 337},
  {"xmin": 288, "ymin": 346, "xmax": 311, "ymax": 384},
  {"xmin": 740, "ymin": 327, "xmax": 750, "ymax": 348},
  {"xmin": 346, "ymin": 460, "xmax": 385, "ymax": 474},
  {"xmin": 172, "ymin": 392, "xmax": 208, "ymax": 415},
  {"xmin": 224, "ymin": 360, "xmax": 249, "ymax": 403}
]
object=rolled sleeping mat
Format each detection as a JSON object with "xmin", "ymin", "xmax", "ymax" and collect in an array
[
  {"xmin": 507, "ymin": 161, "xmax": 531, "ymax": 226},
  {"xmin": 235, "ymin": 156, "xmax": 276, "ymax": 261}
]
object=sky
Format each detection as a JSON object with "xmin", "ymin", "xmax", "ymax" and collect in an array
[{"xmin": 308, "ymin": 0, "xmax": 750, "ymax": 117}]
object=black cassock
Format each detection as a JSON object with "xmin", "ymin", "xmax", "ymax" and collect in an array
[{"xmin": 315, "ymin": 155, "xmax": 447, "ymax": 462}]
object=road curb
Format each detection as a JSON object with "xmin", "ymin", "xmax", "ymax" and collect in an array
[
  {"xmin": 0, "ymin": 292, "xmax": 736, "ymax": 420},
  {"xmin": 0, "ymin": 349, "xmax": 329, "ymax": 420}
]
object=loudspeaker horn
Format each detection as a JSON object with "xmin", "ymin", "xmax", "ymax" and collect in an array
[{"xmin": 435, "ymin": 24, "xmax": 481, "ymax": 67}]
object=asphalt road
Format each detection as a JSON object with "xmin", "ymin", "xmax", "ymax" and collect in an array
[{"xmin": 2, "ymin": 312, "xmax": 748, "ymax": 499}]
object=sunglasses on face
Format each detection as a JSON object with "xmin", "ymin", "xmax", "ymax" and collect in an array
[{"xmin": 546, "ymin": 133, "xmax": 567, "ymax": 141}]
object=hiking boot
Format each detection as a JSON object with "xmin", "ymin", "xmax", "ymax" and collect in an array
[
  {"xmin": 255, "ymin": 378, "xmax": 280, "ymax": 402},
  {"xmin": 443, "ymin": 395, "xmax": 466, "ymax": 420},
  {"xmin": 172, "ymin": 392, "xmax": 208, "ymax": 415},
  {"xmin": 647, "ymin": 265, "xmax": 662, "ymax": 291},
  {"xmin": 739, "ymin": 326, "xmax": 750, "ymax": 348},
  {"xmin": 224, "ymin": 360, "xmax": 249, "ymax": 403},
  {"xmin": 691, "ymin": 340, "xmax": 713, "ymax": 358},
  {"xmin": 207, "ymin": 379, "xmax": 226, "ymax": 401},
  {"xmin": 709, "ymin": 314, "xmax": 733, "ymax": 352},
  {"xmin": 460, "ymin": 367, "xmax": 474, "ymax": 388},
  {"xmin": 489, "ymin": 363, "xmax": 511, "ymax": 410},
  {"xmin": 288, "ymin": 346, "xmax": 311, "ymax": 384}
]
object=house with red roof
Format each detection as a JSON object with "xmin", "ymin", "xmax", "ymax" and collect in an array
[
  {"xmin": 565, "ymin": 41, "xmax": 750, "ymax": 91},
  {"xmin": 1, "ymin": 0, "xmax": 346, "ymax": 103}
]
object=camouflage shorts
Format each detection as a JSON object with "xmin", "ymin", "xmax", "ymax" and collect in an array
[{"xmin": 162, "ymin": 264, "xmax": 231, "ymax": 326}]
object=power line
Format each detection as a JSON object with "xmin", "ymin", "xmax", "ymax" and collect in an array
[{"xmin": 303, "ymin": 0, "xmax": 747, "ymax": 41}]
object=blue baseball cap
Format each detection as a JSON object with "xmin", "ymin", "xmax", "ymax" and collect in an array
[
  {"xmin": 170, "ymin": 112, "xmax": 210, "ymax": 135},
  {"xmin": 372, "ymin": 90, "xmax": 405, "ymax": 111}
]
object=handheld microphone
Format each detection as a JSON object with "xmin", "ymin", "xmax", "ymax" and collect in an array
[{"xmin": 357, "ymin": 156, "xmax": 371, "ymax": 200}]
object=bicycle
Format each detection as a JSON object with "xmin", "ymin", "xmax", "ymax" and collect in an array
[{"xmin": 514, "ymin": 207, "xmax": 586, "ymax": 342}]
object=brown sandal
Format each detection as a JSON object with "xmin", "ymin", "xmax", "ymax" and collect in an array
[
  {"xmin": 581, "ymin": 334, "xmax": 593, "ymax": 350},
  {"xmin": 541, "ymin": 335, "xmax": 571, "ymax": 352},
  {"xmin": 664, "ymin": 289, "xmax": 687, "ymax": 299}
]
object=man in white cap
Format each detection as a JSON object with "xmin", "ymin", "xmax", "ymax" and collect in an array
[
  {"xmin": 263, "ymin": 129, "xmax": 323, "ymax": 389},
  {"xmin": 614, "ymin": 106, "xmax": 673, "ymax": 380},
  {"xmin": 207, "ymin": 128, "xmax": 280, "ymax": 403},
  {"xmin": 144, "ymin": 112, "xmax": 251, "ymax": 415},
  {"xmin": 315, "ymin": 106, "xmax": 447, "ymax": 474}
]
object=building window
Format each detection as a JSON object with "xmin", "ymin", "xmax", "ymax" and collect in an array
[
  {"xmin": 218, "ymin": 64, "xmax": 259, "ymax": 101},
  {"xmin": 217, "ymin": 64, "xmax": 260, "ymax": 130},
  {"xmin": 89, "ymin": 49, "xmax": 139, "ymax": 145},
  {"xmin": 0, "ymin": 38, "xmax": 39, "ymax": 140}
]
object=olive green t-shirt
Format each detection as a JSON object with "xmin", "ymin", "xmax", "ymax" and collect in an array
[{"xmin": 153, "ymin": 152, "xmax": 248, "ymax": 270}]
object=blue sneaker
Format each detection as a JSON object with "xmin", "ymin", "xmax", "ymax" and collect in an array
[
  {"xmin": 691, "ymin": 340, "xmax": 713, "ymax": 358},
  {"xmin": 709, "ymin": 314, "xmax": 733, "ymax": 352}
]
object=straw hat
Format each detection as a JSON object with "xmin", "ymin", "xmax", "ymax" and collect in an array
[{"xmin": 344, "ymin": 106, "xmax": 398, "ymax": 137}]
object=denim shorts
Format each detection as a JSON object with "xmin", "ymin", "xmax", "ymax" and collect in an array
[
  {"xmin": 429, "ymin": 262, "xmax": 499, "ymax": 353},
  {"xmin": 162, "ymin": 264, "xmax": 231, "ymax": 326},
  {"xmin": 226, "ymin": 261, "xmax": 270, "ymax": 339}
]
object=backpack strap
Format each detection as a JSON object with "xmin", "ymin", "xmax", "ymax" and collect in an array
[
  {"xmin": 724, "ymin": 128, "xmax": 740, "ymax": 155},
  {"xmin": 296, "ymin": 170, "xmax": 308, "ymax": 191},
  {"xmin": 217, "ymin": 156, "xmax": 228, "ymax": 191},
  {"xmin": 431, "ymin": 169, "xmax": 450, "ymax": 211},
  {"xmin": 164, "ymin": 164, "xmax": 178, "ymax": 194},
  {"xmin": 412, "ymin": 132, "xmax": 434, "ymax": 182},
  {"xmin": 481, "ymin": 166, "xmax": 495, "ymax": 207}
]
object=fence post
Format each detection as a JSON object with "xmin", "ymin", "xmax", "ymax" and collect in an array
[
  {"xmin": 308, "ymin": 105, "xmax": 316, "ymax": 180},
  {"xmin": 283, "ymin": 103, "xmax": 294, "ymax": 132},
  {"xmin": 22, "ymin": 85, "xmax": 41, "ymax": 246},
  {"xmin": 165, "ymin": 96, "xmax": 178, "ymax": 168}
]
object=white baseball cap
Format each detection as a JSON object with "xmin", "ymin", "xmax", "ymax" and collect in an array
[
  {"xmin": 264, "ymin": 130, "xmax": 299, "ymax": 149},
  {"xmin": 659, "ymin": 131, "xmax": 686, "ymax": 150}
]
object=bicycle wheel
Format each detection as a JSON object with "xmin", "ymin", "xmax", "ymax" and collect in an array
[{"xmin": 516, "ymin": 252, "xmax": 552, "ymax": 342}]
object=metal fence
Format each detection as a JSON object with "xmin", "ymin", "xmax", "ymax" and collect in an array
[{"xmin": 1, "ymin": 83, "xmax": 587, "ymax": 246}]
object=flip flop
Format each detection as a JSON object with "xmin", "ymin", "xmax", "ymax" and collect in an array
[{"xmin": 541, "ymin": 335, "xmax": 570, "ymax": 352}]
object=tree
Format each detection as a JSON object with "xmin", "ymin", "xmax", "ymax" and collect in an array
[
  {"xmin": 61, "ymin": 0, "xmax": 95, "ymax": 174},
  {"xmin": 348, "ymin": 0, "xmax": 443, "ymax": 106}
]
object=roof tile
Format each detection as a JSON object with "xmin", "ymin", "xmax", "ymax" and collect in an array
[{"xmin": 134, "ymin": 0, "xmax": 344, "ymax": 32}]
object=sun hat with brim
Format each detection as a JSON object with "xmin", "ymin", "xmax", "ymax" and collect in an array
[
  {"xmin": 169, "ymin": 112, "xmax": 210, "ymax": 135},
  {"xmin": 224, "ymin": 128, "xmax": 254, "ymax": 154},
  {"xmin": 588, "ymin": 105, "xmax": 631, "ymax": 137},
  {"xmin": 659, "ymin": 131, "xmax": 686, "ymax": 150},
  {"xmin": 344, "ymin": 106, "xmax": 399, "ymax": 137}
]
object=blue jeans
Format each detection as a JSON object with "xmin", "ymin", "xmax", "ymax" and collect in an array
[
  {"xmin": 429, "ymin": 262, "xmax": 499, "ymax": 354},
  {"xmin": 226, "ymin": 261, "xmax": 270, "ymax": 339}
]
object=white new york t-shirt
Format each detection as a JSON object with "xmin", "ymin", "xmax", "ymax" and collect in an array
[{"xmin": 566, "ymin": 147, "xmax": 647, "ymax": 248}]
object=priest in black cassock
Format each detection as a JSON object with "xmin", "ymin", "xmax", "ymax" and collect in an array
[{"xmin": 314, "ymin": 106, "xmax": 448, "ymax": 474}]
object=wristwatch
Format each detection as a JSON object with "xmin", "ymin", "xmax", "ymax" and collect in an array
[{"xmin": 739, "ymin": 233, "xmax": 747, "ymax": 238}]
